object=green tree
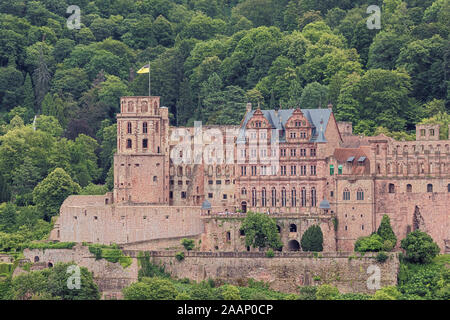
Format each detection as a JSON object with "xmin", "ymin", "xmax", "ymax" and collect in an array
[
  {"xmin": 123, "ymin": 277, "xmax": 178, "ymax": 300},
  {"xmin": 316, "ymin": 284, "xmax": 339, "ymax": 300},
  {"xmin": 12, "ymin": 262, "xmax": 100, "ymax": 300},
  {"xmin": 32, "ymin": 168, "xmax": 81, "ymax": 221},
  {"xmin": 372, "ymin": 286, "xmax": 402, "ymax": 300},
  {"xmin": 299, "ymin": 82, "xmax": 328, "ymax": 109},
  {"xmin": 377, "ymin": 214, "xmax": 397, "ymax": 251},
  {"xmin": 0, "ymin": 203, "xmax": 18, "ymax": 233},
  {"xmin": 240, "ymin": 212, "xmax": 283, "ymax": 250},
  {"xmin": 220, "ymin": 284, "xmax": 241, "ymax": 300},
  {"xmin": 300, "ymin": 225, "xmax": 323, "ymax": 252},
  {"xmin": 22, "ymin": 73, "xmax": 35, "ymax": 114},
  {"xmin": 400, "ymin": 230, "xmax": 440, "ymax": 264}
]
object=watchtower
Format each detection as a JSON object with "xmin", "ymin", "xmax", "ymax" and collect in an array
[{"xmin": 114, "ymin": 96, "xmax": 170, "ymax": 204}]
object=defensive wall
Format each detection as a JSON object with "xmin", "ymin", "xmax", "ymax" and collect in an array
[
  {"xmin": 13, "ymin": 246, "xmax": 399, "ymax": 298},
  {"xmin": 126, "ymin": 250, "xmax": 400, "ymax": 295}
]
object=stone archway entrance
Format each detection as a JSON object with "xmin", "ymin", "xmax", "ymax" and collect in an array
[
  {"xmin": 241, "ymin": 201, "xmax": 247, "ymax": 213},
  {"xmin": 288, "ymin": 240, "xmax": 300, "ymax": 251}
]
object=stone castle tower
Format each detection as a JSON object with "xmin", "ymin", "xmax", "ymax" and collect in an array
[{"xmin": 114, "ymin": 96, "xmax": 170, "ymax": 204}]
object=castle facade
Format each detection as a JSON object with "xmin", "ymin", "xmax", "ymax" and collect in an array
[{"xmin": 50, "ymin": 96, "xmax": 450, "ymax": 253}]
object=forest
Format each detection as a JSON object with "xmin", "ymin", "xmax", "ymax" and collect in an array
[{"xmin": 0, "ymin": 0, "xmax": 449, "ymax": 250}]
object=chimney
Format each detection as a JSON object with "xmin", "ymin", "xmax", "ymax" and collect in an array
[{"xmin": 246, "ymin": 102, "xmax": 252, "ymax": 113}]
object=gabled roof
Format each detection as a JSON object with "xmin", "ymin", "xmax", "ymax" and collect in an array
[
  {"xmin": 237, "ymin": 108, "xmax": 332, "ymax": 143},
  {"xmin": 333, "ymin": 148, "xmax": 370, "ymax": 175}
]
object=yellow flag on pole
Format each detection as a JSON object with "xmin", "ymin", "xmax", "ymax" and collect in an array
[{"xmin": 137, "ymin": 63, "xmax": 150, "ymax": 74}]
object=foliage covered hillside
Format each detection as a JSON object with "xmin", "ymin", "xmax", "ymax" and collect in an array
[{"xmin": 0, "ymin": 1, "xmax": 449, "ymax": 249}]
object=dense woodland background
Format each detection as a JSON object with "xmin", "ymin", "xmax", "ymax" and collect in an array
[{"xmin": 0, "ymin": 0, "xmax": 449, "ymax": 248}]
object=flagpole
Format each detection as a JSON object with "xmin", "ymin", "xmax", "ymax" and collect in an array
[{"xmin": 148, "ymin": 61, "xmax": 151, "ymax": 97}]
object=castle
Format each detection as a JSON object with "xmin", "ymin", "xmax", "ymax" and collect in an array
[{"xmin": 50, "ymin": 96, "xmax": 450, "ymax": 254}]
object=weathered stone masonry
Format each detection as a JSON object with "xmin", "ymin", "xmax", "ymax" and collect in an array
[{"xmin": 50, "ymin": 95, "xmax": 450, "ymax": 253}]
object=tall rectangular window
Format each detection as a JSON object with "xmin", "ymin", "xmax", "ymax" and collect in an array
[
  {"xmin": 330, "ymin": 165, "xmax": 334, "ymax": 175},
  {"xmin": 290, "ymin": 165, "xmax": 296, "ymax": 175}
]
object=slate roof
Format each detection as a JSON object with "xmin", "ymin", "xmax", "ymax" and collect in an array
[
  {"xmin": 237, "ymin": 108, "xmax": 332, "ymax": 143},
  {"xmin": 201, "ymin": 200, "xmax": 212, "ymax": 210},
  {"xmin": 333, "ymin": 148, "xmax": 370, "ymax": 175}
]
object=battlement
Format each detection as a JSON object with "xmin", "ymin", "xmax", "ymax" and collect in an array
[{"xmin": 120, "ymin": 96, "xmax": 161, "ymax": 115}]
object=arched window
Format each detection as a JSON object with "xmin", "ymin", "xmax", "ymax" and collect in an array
[
  {"xmin": 177, "ymin": 167, "xmax": 183, "ymax": 176},
  {"xmin": 343, "ymin": 188, "xmax": 350, "ymax": 200},
  {"xmin": 241, "ymin": 188, "xmax": 247, "ymax": 195},
  {"xmin": 143, "ymin": 122, "xmax": 148, "ymax": 133},
  {"xmin": 311, "ymin": 187, "xmax": 316, "ymax": 207},
  {"xmin": 271, "ymin": 188, "xmax": 277, "ymax": 207},
  {"xmin": 251, "ymin": 188, "xmax": 257, "ymax": 207},
  {"xmin": 388, "ymin": 183, "xmax": 395, "ymax": 193},
  {"xmin": 281, "ymin": 188, "xmax": 287, "ymax": 207},
  {"xmin": 301, "ymin": 187, "xmax": 307, "ymax": 207},
  {"xmin": 126, "ymin": 139, "xmax": 132, "ymax": 149},
  {"xmin": 291, "ymin": 188, "xmax": 297, "ymax": 207},
  {"xmin": 406, "ymin": 184, "xmax": 412, "ymax": 193},
  {"xmin": 153, "ymin": 176, "xmax": 157, "ymax": 182},
  {"xmin": 127, "ymin": 101, "xmax": 134, "ymax": 112},
  {"xmin": 289, "ymin": 224, "xmax": 297, "ymax": 232},
  {"xmin": 357, "ymin": 188, "xmax": 364, "ymax": 200},
  {"xmin": 142, "ymin": 139, "xmax": 148, "ymax": 149},
  {"xmin": 127, "ymin": 122, "xmax": 132, "ymax": 134},
  {"xmin": 141, "ymin": 101, "xmax": 148, "ymax": 113},
  {"xmin": 427, "ymin": 184, "xmax": 433, "ymax": 193},
  {"xmin": 261, "ymin": 188, "xmax": 267, "ymax": 207}
]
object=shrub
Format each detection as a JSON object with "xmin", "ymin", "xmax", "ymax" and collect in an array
[
  {"xmin": 301, "ymin": 225, "xmax": 323, "ymax": 252},
  {"xmin": 265, "ymin": 249, "xmax": 274, "ymax": 258},
  {"xmin": 298, "ymin": 286, "xmax": 317, "ymax": 300},
  {"xmin": 354, "ymin": 234, "xmax": 383, "ymax": 252},
  {"xmin": 316, "ymin": 284, "xmax": 339, "ymax": 300},
  {"xmin": 123, "ymin": 277, "xmax": 178, "ymax": 300},
  {"xmin": 137, "ymin": 252, "xmax": 170, "ymax": 279},
  {"xmin": 26, "ymin": 242, "xmax": 76, "ymax": 250},
  {"xmin": 88, "ymin": 244, "xmax": 131, "ymax": 268},
  {"xmin": 175, "ymin": 251, "xmax": 185, "ymax": 261},
  {"xmin": 400, "ymin": 230, "xmax": 440, "ymax": 264},
  {"xmin": 376, "ymin": 252, "xmax": 388, "ymax": 263},
  {"xmin": 220, "ymin": 284, "xmax": 241, "ymax": 300},
  {"xmin": 176, "ymin": 292, "xmax": 191, "ymax": 300},
  {"xmin": 337, "ymin": 293, "xmax": 371, "ymax": 300},
  {"xmin": 189, "ymin": 281, "xmax": 220, "ymax": 300},
  {"xmin": 181, "ymin": 238, "xmax": 195, "ymax": 251},
  {"xmin": 372, "ymin": 286, "xmax": 402, "ymax": 300}
]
